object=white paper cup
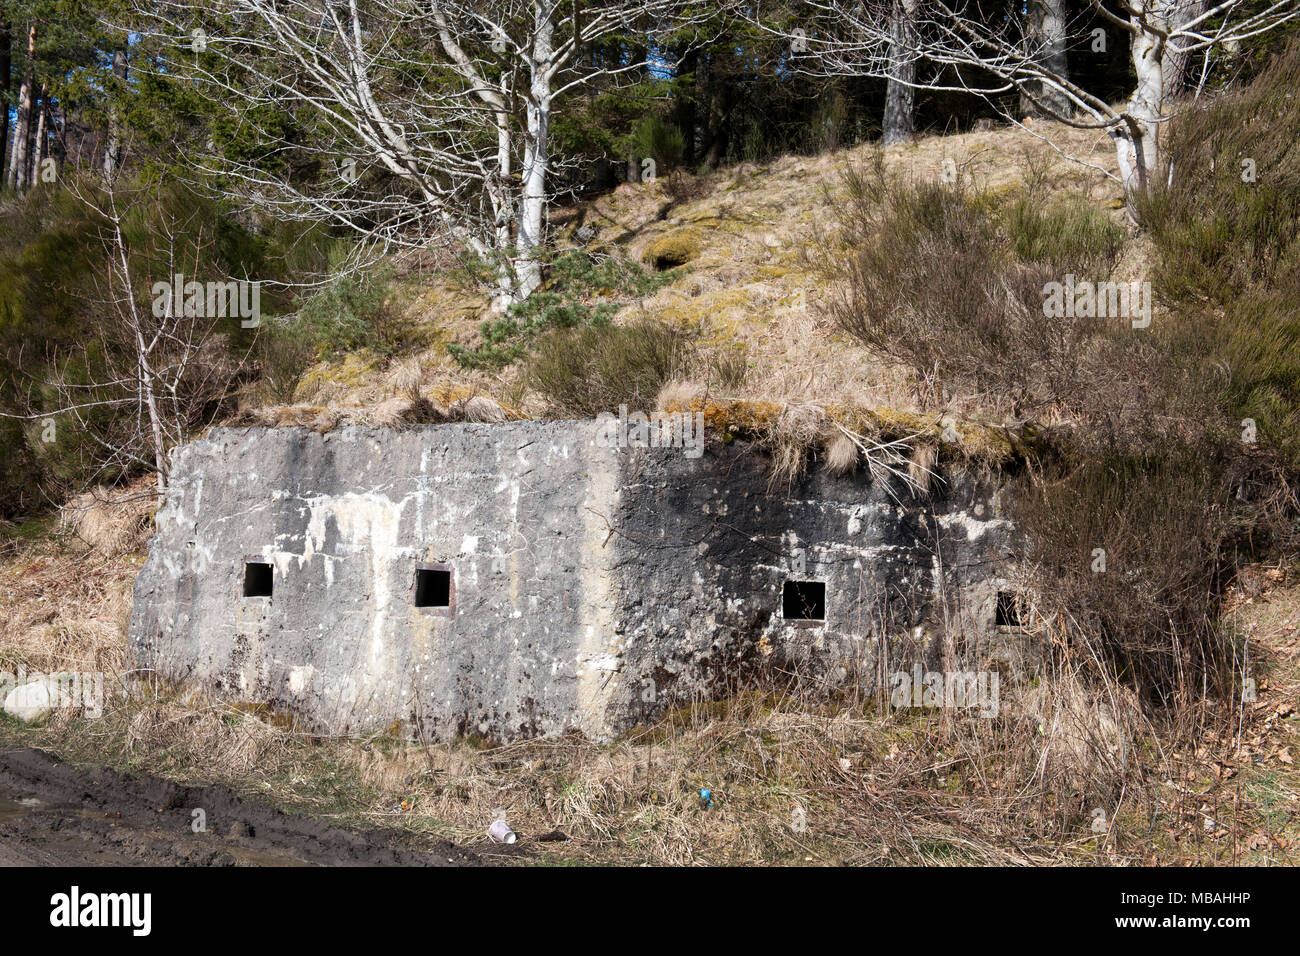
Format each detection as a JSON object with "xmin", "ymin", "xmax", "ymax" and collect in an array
[{"xmin": 489, "ymin": 819, "xmax": 517, "ymax": 843}]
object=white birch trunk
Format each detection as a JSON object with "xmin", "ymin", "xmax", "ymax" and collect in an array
[
  {"xmin": 1113, "ymin": 7, "xmax": 1166, "ymax": 202},
  {"xmin": 7, "ymin": 23, "xmax": 35, "ymax": 192},
  {"xmin": 517, "ymin": 1, "xmax": 555, "ymax": 300}
]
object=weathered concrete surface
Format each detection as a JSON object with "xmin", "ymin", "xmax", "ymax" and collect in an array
[
  {"xmin": 131, "ymin": 422, "xmax": 614, "ymax": 741},
  {"xmin": 129, "ymin": 423, "xmax": 1017, "ymax": 741},
  {"xmin": 607, "ymin": 444, "xmax": 1016, "ymax": 727}
]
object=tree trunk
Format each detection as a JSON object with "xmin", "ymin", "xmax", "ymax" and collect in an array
[
  {"xmin": 104, "ymin": 48, "xmax": 128, "ymax": 178},
  {"xmin": 1162, "ymin": 0, "xmax": 1206, "ymax": 98},
  {"xmin": 673, "ymin": 46, "xmax": 698, "ymax": 167},
  {"xmin": 0, "ymin": 16, "xmax": 11, "ymax": 186},
  {"xmin": 32, "ymin": 85, "xmax": 46, "ymax": 182},
  {"xmin": 1113, "ymin": 10, "xmax": 1165, "ymax": 207},
  {"xmin": 517, "ymin": 1, "xmax": 555, "ymax": 300},
  {"xmin": 1020, "ymin": 0, "xmax": 1071, "ymax": 118},
  {"xmin": 7, "ymin": 22, "xmax": 35, "ymax": 192},
  {"xmin": 701, "ymin": 46, "xmax": 733, "ymax": 168},
  {"xmin": 489, "ymin": 107, "xmax": 515, "ymax": 310},
  {"xmin": 702, "ymin": 81, "xmax": 729, "ymax": 166},
  {"xmin": 882, "ymin": 0, "xmax": 918, "ymax": 145}
]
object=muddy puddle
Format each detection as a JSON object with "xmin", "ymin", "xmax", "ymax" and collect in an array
[{"xmin": 0, "ymin": 794, "xmax": 41, "ymax": 820}]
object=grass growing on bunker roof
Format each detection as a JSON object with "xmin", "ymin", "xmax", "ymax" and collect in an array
[
  {"xmin": 448, "ymin": 250, "xmax": 672, "ymax": 371},
  {"xmin": 235, "ymin": 121, "xmax": 1126, "ymax": 429}
]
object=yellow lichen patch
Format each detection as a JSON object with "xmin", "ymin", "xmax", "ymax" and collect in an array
[
  {"xmin": 651, "ymin": 394, "xmax": 1030, "ymax": 467},
  {"xmin": 653, "ymin": 287, "xmax": 758, "ymax": 333},
  {"xmin": 679, "ymin": 211, "xmax": 724, "ymax": 228},
  {"xmin": 293, "ymin": 352, "xmax": 383, "ymax": 405},
  {"xmin": 654, "ymin": 396, "xmax": 784, "ymax": 439},
  {"xmin": 642, "ymin": 229, "xmax": 704, "ymax": 270},
  {"xmin": 429, "ymin": 383, "xmax": 479, "ymax": 407},
  {"xmin": 407, "ymin": 277, "xmax": 488, "ymax": 318},
  {"xmin": 834, "ymin": 405, "xmax": 1024, "ymax": 463}
]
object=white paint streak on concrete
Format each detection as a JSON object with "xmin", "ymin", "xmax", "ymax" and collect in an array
[
  {"xmin": 416, "ymin": 448, "xmax": 432, "ymax": 540},
  {"xmin": 302, "ymin": 492, "xmax": 414, "ymax": 667},
  {"xmin": 576, "ymin": 434, "xmax": 619, "ymax": 740},
  {"xmin": 288, "ymin": 665, "xmax": 314, "ymax": 694},
  {"xmin": 936, "ymin": 512, "xmax": 1012, "ymax": 542}
]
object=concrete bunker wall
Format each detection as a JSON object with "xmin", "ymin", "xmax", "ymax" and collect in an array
[
  {"xmin": 604, "ymin": 442, "xmax": 1016, "ymax": 727},
  {"xmin": 129, "ymin": 422, "xmax": 1018, "ymax": 741},
  {"xmin": 130, "ymin": 421, "xmax": 620, "ymax": 740}
]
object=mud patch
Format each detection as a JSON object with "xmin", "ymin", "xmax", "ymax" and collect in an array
[{"xmin": 0, "ymin": 748, "xmax": 485, "ymax": 866}]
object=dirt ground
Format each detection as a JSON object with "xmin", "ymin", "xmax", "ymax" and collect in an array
[{"xmin": 0, "ymin": 747, "xmax": 495, "ymax": 866}]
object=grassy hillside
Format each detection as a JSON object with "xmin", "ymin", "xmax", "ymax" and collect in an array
[{"xmin": 260, "ymin": 121, "xmax": 1130, "ymax": 428}]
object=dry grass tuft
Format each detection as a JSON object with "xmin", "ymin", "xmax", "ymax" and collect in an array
[
  {"xmin": 0, "ymin": 540, "xmax": 135, "ymax": 678},
  {"xmin": 823, "ymin": 432, "xmax": 859, "ymax": 476},
  {"xmin": 367, "ymin": 396, "xmax": 418, "ymax": 428},
  {"xmin": 655, "ymin": 379, "xmax": 707, "ymax": 412},
  {"xmin": 122, "ymin": 695, "xmax": 293, "ymax": 779},
  {"xmin": 1014, "ymin": 673, "xmax": 1139, "ymax": 795},
  {"xmin": 765, "ymin": 403, "xmax": 830, "ymax": 489},
  {"xmin": 450, "ymin": 395, "xmax": 509, "ymax": 423},
  {"xmin": 907, "ymin": 441, "xmax": 939, "ymax": 497},
  {"xmin": 59, "ymin": 477, "xmax": 157, "ymax": 558}
]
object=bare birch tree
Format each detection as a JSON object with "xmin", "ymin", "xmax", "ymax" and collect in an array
[
  {"xmin": 758, "ymin": 0, "xmax": 1300, "ymax": 211},
  {"xmin": 1, "ymin": 177, "xmax": 251, "ymax": 497},
  {"xmin": 126, "ymin": 0, "xmax": 701, "ymax": 306}
]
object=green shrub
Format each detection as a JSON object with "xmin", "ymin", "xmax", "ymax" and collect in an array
[
  {"xmin": 450, "ymin": 251, "xmax": 668, "ymax": 370},
  {"xmin": 244, "ymin": 249, "xmax": 400, "ymax": 402},
  {"xmin": 1210, "ymin": 277, "xmax": 1300, "ymax": 468},
  {"xmin": 629, "ymin": 115, "xmax": 686, "ymax": 172},
  {"xmin": 1140, "ymin": 39, "xmax": 1300, "ymax": 472},
  {"xmin": 249, "ymin": 317, "xmax": 320, "ymax": 404},
  {"xmin": 528, "ymin": 320, "xmax": 693, "ymax": 417},
  {"xmin": 1005, "ymin": 197, "xmax": 1125, "ymax": 276},
  {"xmin": 1138, "ymin": 41, "xmax": 1300, "ymax": 306},
  {"xmin": 820, "ymin": 159, "xmax": 1136, "ymax": 418}
]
